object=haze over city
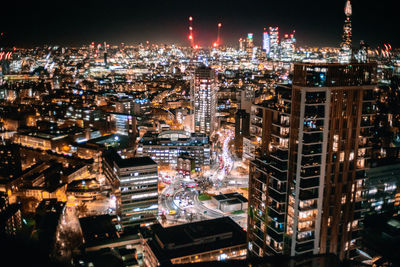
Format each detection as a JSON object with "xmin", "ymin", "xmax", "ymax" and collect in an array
[{"xmin": 1, "ymin": 0, "xmax": 399, "ymax": 47}]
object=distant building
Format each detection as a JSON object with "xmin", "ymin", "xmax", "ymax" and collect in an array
[
  {"xmin": 262, "ymin": 31, "xmax": 270, "ymax": 54},
  {"xmin": 66, "ymin": 178, "xmax": 101, "ymax": 201},
  {"xmin": 137, "ymin": 130, "xmax": 211, "ymax": 173},
  {"xmin": 268, "ymin": 27, "xmax": 280, "ymax": 60},
  {"xmin": 246, "ymin": 33, "xmax": 254, "ymax": 54},
  {"xmin": 281, "ymin": 33, "xmax": 296, "ymax": 62},
  {"xmin": 0, "ymin": 192, "xmax": 22, "ymax": 236},
  {"xmin": 193, "ymin": 65, "xmax": 217, "ymax": 135},
  {"xmin": 142, "ymin": 217, "xmax": 247, "ymax": 266},
  {"xmin": 0, "ymin": 142, "xmax": 22, "ymax": 180},
  {"xmin": 365, "ymin": 164, "xmax": 400, "ymax": 217},
  {"xmin": 13, "ymin": 131, "xmax": 68, "ymax": 152},
  {"xmin": 103, "ymin": 150, "xmax": 158, "ymax": 228},
  {"xmin": 5, "ymin": 160, "xmax": 68, "ymax": 207},
  {"xmin": 338, "ymin": 0, "xmax": 353, "ymax": 63}
]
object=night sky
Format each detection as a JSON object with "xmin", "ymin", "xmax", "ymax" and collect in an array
[{"xmin": 0, "ymin": 0, "xmax": 398, "ymax": 48}]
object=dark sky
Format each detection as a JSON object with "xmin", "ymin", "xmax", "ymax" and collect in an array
[{"xmin": 0, "ymin": 0, "xmax": 398, "ymax": 48}]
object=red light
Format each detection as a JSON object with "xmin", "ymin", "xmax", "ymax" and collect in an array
[
  {"xmin": 213, "ymin": 42, "xmax": 218, "ymax": 48},
  {"xmin": 189, "ymin": 26, "xmax": 193, "ymax": 31},
  {"xmin": 188, "ymin": 35, "xmax": 193, "ymax": 40},
  {"xmin": 284, "ymin": 34, "xmax": 289, "ymax": 38},
  {"xmin": 189, "ymin": 16, "xmax": 193, "ymax": 21},
  {"xmin": 194, "ymin": 45, "xmax": 199, "ymax": 49},
  {"xmin": 218, "ymin": 23, "xmax": 222, "ymax": 27}
]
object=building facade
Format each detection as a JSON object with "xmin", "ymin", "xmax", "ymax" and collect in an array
[
  {"xmin": 247, "ymin": 63, "xmax": 377, "ymax": 260},
  {"xmin": 193, "ymin": 66, "xmax": 217, "ymax": 136},
  {"xmin": 103, "ymin": 150, "xmax": 158, "ymax": 228},
  {"xmin": 137, "ymin": 130, "xmax": 211, "ymax": 173}
]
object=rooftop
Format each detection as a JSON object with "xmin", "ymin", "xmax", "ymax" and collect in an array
[
  {"xmin": 147, "ymin": 217, "xmax": 246, "ymax": 263},
  {"xmin": 103, "ymin": 149, "xmax": 157, "ymax": 168}
]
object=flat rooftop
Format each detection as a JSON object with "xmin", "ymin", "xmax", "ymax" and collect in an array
[
  {"xmin": 103, "ymin": 149, "xmax": 157, "ymax": 168},
  {"xmin": 147, "ymin": 217, "xmax": 246, "ymax": 263}
]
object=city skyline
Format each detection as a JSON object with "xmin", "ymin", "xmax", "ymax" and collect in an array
[{"xmin": 0, "ymin": 0, "xmax": 399, "ymax": 48}]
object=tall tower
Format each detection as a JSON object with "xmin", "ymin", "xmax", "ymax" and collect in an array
[
  {"xmin": 268, "ymin": 27, "xmax": 280, "ymax": 60},
  {"xmin": 281, "ymin": 32, "xmax": 296, "ymax": 62},
  {"xmin": 193, "ymin": 65, "xmax": 217, "ymax": 135},
  {"xmin": 339, "ymin": 0, "xmax": 353, "ymax": 63},
  {"xmin": 246, "ymin": 33, "xmax": 254, "ymax": 54},
  {"xmin": 262, "ymin": 30, "xmax": 270, "ymax": 54},
  {"xmin": 247, "ymin": 63, "xmax": 377, "ymax": 261}
]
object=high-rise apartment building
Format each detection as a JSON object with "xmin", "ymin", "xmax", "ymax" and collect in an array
[
  {"xmin": 193, "ymin": 66, "xmax": 217, "ymax": 136},
  {"xmin": 247, "ymin": 63, "xmax": 377, "ymax": 260},
  {"xmin": 103, "ymin": 150, "xmax": 159, "ymax": 227}
]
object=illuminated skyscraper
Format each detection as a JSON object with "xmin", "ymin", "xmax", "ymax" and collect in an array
[
  {"xmin": 268, "ymin": 27, "xmax": 279, "ymax": 60},
  {"xmin": 246, "ymin": 33, "xmax": 254, "ymax": 54},
  {"xmin": 339, "ymin": 0, "xmax": 353, "ymax": 63},
  {"xmin": 247, "ymin": 63, "xmax": 377, "ymax": 260},
  {"xmin": 280, "ymin": 33, "xmax": 296, "ymax": 62},
  {"xmin": 193, "ymin": 66, "xmax": 217, "ymax": 135},
  {"xmin": 239, "ymin": 38, "xmax": 245, "ymax": 51},
  {"xmin": 262, "ymin": 31, "xmax": 270, "ymax": 54}
]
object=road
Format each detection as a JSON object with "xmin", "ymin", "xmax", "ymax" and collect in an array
[{"xmin": 158, "ymin": 128, "xmax": 248, "ymax": 228}]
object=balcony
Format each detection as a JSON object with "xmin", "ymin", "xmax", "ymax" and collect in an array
[
  {"xmin": 300, "ymin": 166, "xmax": 320, "ymax": 177},
  {"xmin": 295, "ymin": 240, "xmax": 315, "ymax": 254},
  {"xmin": 268, "ymin": 158, "xmax": 288, "ymax": 172},
  {"xmin": 271, "ymin": 131, "xmax": 290, "ymax": 139},
  {"xmin": 300, "ymin": 178, "xmax": 320, "ymax": 189},
  {"xmin": 268, "ymin": 188, "xmax": 287, "ymax": 203},
  {"xmin": 272, "ymin": 120, "xmax": 290, "ymax": 128},
  {"xmin": 303, "ymin": 132, "xmax": 323, "ymax": 144},
  {"xmin": 302, "ymin": 144, "xmax": 322, "ymax": 155},
  {"xmin": 298, "ymin": 188, "xmax": 319, "ymax": 201},
  {"xmin": 296, "ymin": 231, "xmax": 315, "ymax": 243},
  {"xmin": 304, "ymin": 105, "xmax": 325, "ymax": 119},
  {"xmin": 270, "ymin": 149, "xmax": 289, "ymax": 161},
  {"xmin": 305, "ymin": 93, "xmax": 326, "ymax": 104},
  {"xmin": 301, "ymin": 155, "xmax": 321, "ymax": 166},
  {"xmin": 299, "ymin": 200, "xmax": 318, "ymax": 211}
]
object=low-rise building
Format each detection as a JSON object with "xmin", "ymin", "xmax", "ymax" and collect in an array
[
  {"xmin": 143, "ymin": 217, "xmax": 247, "ymax": 266},
  {"xmin": 211, "ymin": 192, "xmax": 248, "ymax": 213}
]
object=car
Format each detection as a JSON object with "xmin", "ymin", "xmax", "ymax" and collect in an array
[{"xmin": 168, "ymin": 210, "xmax": 176, "ymax": 215}]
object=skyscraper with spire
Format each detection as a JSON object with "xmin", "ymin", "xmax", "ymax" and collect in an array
[{"xmin": 339, "ymin": 0, "xmax": 353, "ymax": 63}]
